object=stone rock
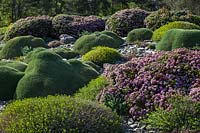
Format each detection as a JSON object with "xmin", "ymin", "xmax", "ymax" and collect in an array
[{"xmin": 59, "ymin": 34, "xmax": 76, "ymax": 44}]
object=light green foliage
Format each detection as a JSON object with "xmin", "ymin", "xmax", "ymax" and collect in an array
[
  {"xmin": 152, "ymin": 21, "xmax": 200, "ymax": 42},
  {"xmin": 0, "ymin": 36, "xmax": 46, "ymax": 59},
  {"xmin": 144, "ymin": 96, "xmax": 200, "ymax": 132},
  {"xmin": 127, "ymin": 28, "xmax": 153, "ymax": 42},
  {"xmin": 0, "ymin": 60, "xmax": 27, "ymax": 72},
  {"xmin": 0, "ymin": 96, "xmax": 124, "ymax": 132},
  {"xmin": 50, "ymin": 47, "xmax": 79, "ymax": 59},
  {"xmin": 0, "ymin": 66, "xmax": 24, "ymax": 100},
  {"xmin": 82, "ymin": 47, "xmax": 122, "ymax": 66},
  {"xmin": 74, "ymin": 76, "xmax": 109, "ymax": 101},
  {"xmin": 16, "ymin": 50, "xmax": 99, "ymax": 99},
  {"xmin": 73, "ymin": 32, "xmax": 124, "ymax": 55},
  {"xmin": 156, "ymin": 29, "xmax": 200, "ymax": 51}
]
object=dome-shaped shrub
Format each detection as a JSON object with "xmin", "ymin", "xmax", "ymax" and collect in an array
[
  {"xmin": 0, "ymin": 35, "xmax": 46, "ymax": 59},
  {"xmin": 0, "ymin": 60, "xmax": 27, "ymax": 72},
  {"xmin": 127, "ymin": 28, "xmax": 153, "ymax": 42},
  {"xmin": 52, "ymin": 14, "xmax": 105, "ymax": 38},
  {"xmin": 145, "ymin": 8, "xmax": 200, "ymax": 31},
  {"xmin": 16, "ymin": 50, "xmax": 99, "ymax": 99},
  {"xmin": 152, "ymin": 21, "xmax": 200, "ymax": 42},
  {"xmin": 50, "ymin": 47, "xmax": 79, "ymax": 59},
  {"xmin": 0, "ymin": 96, "xmax": 123, "ymax": 132},
  {"xmin": 0, "ymin": 66, "xmax": 24, "ymax": 100},
  {"xmin": 106, "ymin": 8, "xmax": 150, "ymax": 37},
  {"xmin": 99, "ymin": 48, "xmax": 200, "ymax": 120},
  {"xmin": 4, "ymin": 16, "xmax": 52, "ymax": 41},
  {"xmin": 156, "ymin": 29, "xmax": 200, "ymax": 51},
  {"xmin": 73, "ymin": 32, "xmax": 123, "ymax": 55},
  {"xmin": 82, "ymin": 47, "xmax": 122, "ymax": 66}
]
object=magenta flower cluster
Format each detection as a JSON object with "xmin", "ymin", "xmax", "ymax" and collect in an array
[{"xmin": 100, "ymin": 48, "xmax": 200, "ymax": 120}]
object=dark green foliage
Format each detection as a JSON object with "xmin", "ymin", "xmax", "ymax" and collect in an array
[
  {"xmin": 145, "ymin": 8, "xmax": 200, "ymax": 31},
  {"xmin": 0, "ymin": 66, "xmax": 24, "ymax": 100},
  {"xmin": 0, "ymin": 60, "xmax": 27, "ymax": 72},
  {"xmin": 152, "ymin": 21, "xmax": 200, "ymax": 42},
  {"xmin": 74, "ymin": 76, "xmax": 109, "ymax": 101},
  {"xmin": 24, "ymin": 47, "xmax": 46, "ymax": 63},
  {"xmin": 144, "ymin": 96, "xmax": 200, "ymax": 132},
  {"xmin": 0, "ymin": 36, "xmax": 46, "ymax": 59},
  {"xmin": 0, "ymin": 96, "xmax": 124, "ymax": 132},
  {"xmin": 82, "ymin": 47, "xmax": 122, "ymax": 66},
  {"xmin": 156, "ymin": 29, "xmax": 200, "ymax": 51},
  {"xmin": 4, "ymin": 16, "xmax": 53, "ymax": 41},
  {"xmin": 106, "ymin": 8, "xmax": 150, "ymax": 37},
  {"xmin": 16, "ymin": 50, "xmax": 99, "ymax": 99},
  {"xmin": 73, "ymin": 32, "xmax": 123, "ymax": 55},
  {"xmin": 50, "ymin": 47, "xmax": 79, "ymax": 59},
  {"xmin": 127, "ymin": 28, "xmax": 153, "ymax": 42},
  {"xmin": 84, "ymin": 61, "xmax": 101, "ymax": 72}
]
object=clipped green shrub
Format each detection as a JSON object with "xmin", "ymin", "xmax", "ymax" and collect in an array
[
  {"xmin": 24, "ymin": 47, "xmax": 46, "ymax": 63},
  {"xmin": 106, "ymin": 8, "xmax": 149, "ymax": 37},
  {"xmin": 152, "ymin": 21, "xmax": 200, "ymax": 42},
  {"xmin": 0, "ymin": 36, "xmax": 46, "ymax": 59},
  {"xmin": 156, "ymin": 29, "xmax": 200, "ymax": 51},
  {"xmin": 127, "ymin": 28, "xmax": 153, "ymax": 42},
  {"xmin": 74, "ymin": 76, "xmax": 109, "ymax": 101},
  {"xmin": 0, "ymin": 60, "xmax": 27, "ymax": 72},
  {"xmin": 144, "ymin": 96, "xmax": 200, "ymax": 132},
  {"xmin": 0, "ymin": 96, "xmax": 123, "ymax": 132},
  {"xmin": 50, "ymin": 47, "xmax": 79, "ymax": 59},
  {"xmin": 16, "ymin": 50, "xmax": 99, "ymax": 99},
  {"xmin": 82, "ymin": 47, "xmax": 122, "ymax": 66},
  {"xmin": 0, "ymin": 66, "xmax": 24, "ymax": 100},
  {"xmin": 145, "ymin": 8, "xmax": 200, "ymax": 31},
  {"xmin": 73, "ymin": 32, "xmax": 123, "ymax": 55},
  {"xmin": 83, "ymin": 61, "xmax": 101, "ymax": 72}
]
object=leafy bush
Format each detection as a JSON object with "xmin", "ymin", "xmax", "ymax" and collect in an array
[
  {"xmin": 50, "ymin": 47, "xmax": 79, "ymax": 59},
  {"xmin": 144, "ymin": 96, "xmax": 200, "ymax": 132},
  {"xmin": 16, "ymin": 50, "xmax": 99, "ymax": 99},
  {"xmin": 0, "ymin": 60, "xmax": 27, "ymax": 72},
  {"xmin": 127, "ymin": 28, "xmax": 153, "ymax": 42},
  {"xmin": 83, "ymin": 61, "xmax": 101, "ymax": 72},
  {"xmin": 82, "ymin": 47, "xmax": 122, "ymax": 66},
  {"xmin": 0, "ymin": 96, "xmax": 123, "ymax": 132},
  {"xmin": 0, "ymin": 35, "xmax": 46, "ymax": 59},
  {"xmin": 4, "ymin": 16, "xmax": 53, "ymax": 41},
  {"xmin": 99, "ymin": 48, "xmax": 200, "ymax": 120},
  {"xmin": 73, "ymin": 32, "xmax": 123, "ymax": 55},
  {"xmin": 52, "ymin": 14, "xmax": 105, "ymax": 38},
  {"xmin": 47, "ymin": 40, "xmax": 65, "ymax": 48},
  {"xmin": 0, "ymin": 24, "xmax": 13, "ymax": 41},
  {"xmin": 74, "ymin": 76, "xmax": 109, "ymax": 101},
  {"xmin": 145, "ymin": 8, "xmax": 200, "ymax": 31},
  {"xmin": 106, "ymin": 8, "xmax": 150, "ymax": 37},
  {"xmin": 0, "ymin": 66, "xmax": 24, "ymax": 100},
  {"xmin": 152, "ymin": 21, "xmax": 200, "ymax": 42},
  {"xmin": 156, "ymin": 29, "xmax": 200, "ymax": 51}
]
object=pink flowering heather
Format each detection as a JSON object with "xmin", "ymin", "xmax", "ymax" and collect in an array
[{"xmin": 99, "ymin": 48, "xmax": 200, "ymax": 120}]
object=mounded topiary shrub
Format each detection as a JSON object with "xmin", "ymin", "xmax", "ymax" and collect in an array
[
  {"xmin": 82, "ymin": 47, "xmax": 122, "ymax": 66},
  {"xmin": 83, "ymin": 61, "xmax": 101, "ymax": 72},
  {"xmin": 0, "ymin": 66, "xmax": 24, "ymax": 100},
  {"xmin": 50, "ymin": 47, "xmax": 79, "ymax": 59},
  {"xmin": 127, "ymin": 28, "xmax": 153, "ymax": 42},
  {"xmin": 106, "ymin": 8, "xmax": 150, "ymax": 37},
  {"xmin": 152, "ymin": 21, "xmax": 200, "ymax": 42},
  {"xmin": 74, "ymin": 76, "xmax": 109, "ymax": 101},
  {"xmin": 52, "ymin": 14, "xmax": 105, "ymax": 38},
  {"xmin": 99, "ymin": 48, "xmax": 200, "ymax": 120},
  {"xmin": 156, "ymin": 29, "xmax": 200, "ymax": 51},
  {"xmin": 0, "ymin": 35, "xmax": 46, "ymax": 59},
  {"xmin": 145, "ymin": 8, "xmax": 200, "ymax": 31},
  {"xmin": 16, "ymin": 50, "xmax": 99, "ymax": 99},
  {"xmin": 4, "ymin": 16, "xmax": 53, "ymax": 41},
  {"xmin": 73, "ymin": 32, "xmax": 123, "ymax": 55},
  {"xmin": 0, "ymin": 96, "xmax": 124, "ymax": 132},
  {"xmin": 0, "ymin": 60, "xmax": 27, "ymax": 72}
]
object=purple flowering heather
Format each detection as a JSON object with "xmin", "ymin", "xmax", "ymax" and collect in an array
[{"xmin": 100, "ymin": 48, "xmax": 200, "ymax": 120}]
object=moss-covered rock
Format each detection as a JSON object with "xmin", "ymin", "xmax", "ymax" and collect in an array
[
  {"xmin": 152, "ymin": 21, "xmax": 200, "ymax": 42},
  {"xmin": 50, "ymin": 47, "xmax": 79, "ymax": 59},
  {"xmin": 0, "ymin": 66, "xmax": 24, "ymax": 100},
  {"xmin": 82, "ymin": 47, "xmax": 122, "ymax": 66},
  {"xmin": 73, "ymin": 32, "xmax": 123, "ymax": 55},
  {"xmin": 127, "ymin": 28, "xmax": 153, "ymax": 42},
  {"xmin": 16, "ymin": 50, "xmax": 99, "ymax": 99},
  {"xmin": 0, "ymin": 60, "xmax": 27, "ymax": 72},
  {"xmin": 106, "ymin": 8, "xmax": 150, "ymax": 37},
  {"xmin": 156, "ymin": 29, "xmax": 200, "ymax": 51},
  {"xmin": 0, "ymin": 36, "xmax": 46, "ymax": 59}
]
